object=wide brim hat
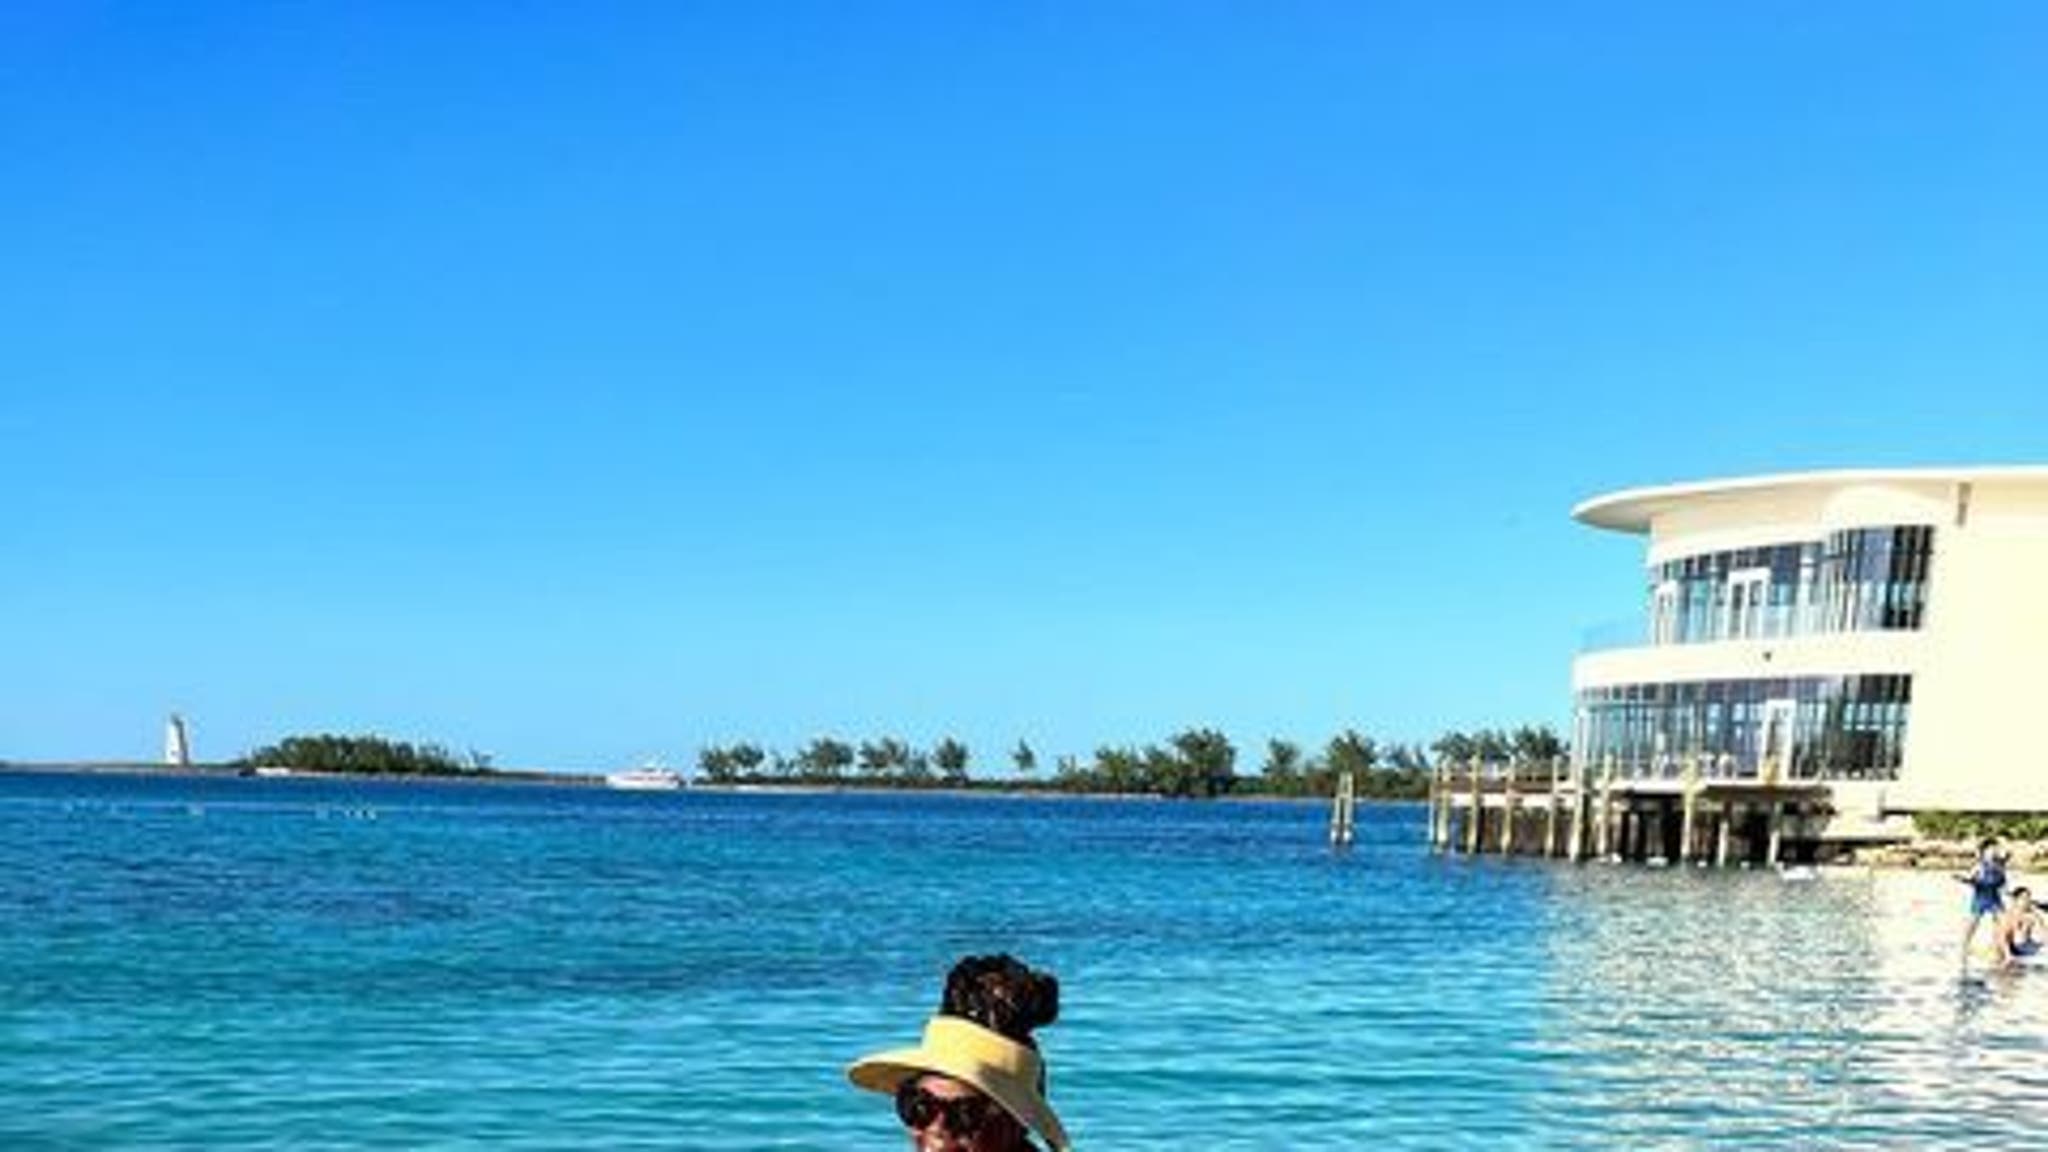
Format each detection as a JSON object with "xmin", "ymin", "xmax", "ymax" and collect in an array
[{"xmin": 848, "ymin": 1015, "xmax": 1071, "ymax": 1150}]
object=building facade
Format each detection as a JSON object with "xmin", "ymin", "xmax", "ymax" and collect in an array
[{"xmin": 1572, "ymin": 467, "xmax": 2048, "ymax": 849}]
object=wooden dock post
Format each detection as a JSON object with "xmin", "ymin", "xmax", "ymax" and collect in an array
[
  {"xmin": 1330, "ymin": 770, "xmax": 1357, "ymax": 847},
  {"xmin": 1765, "ymin": 799, "xmax": 1784, "ymax": 866},
  {"xmin": 1567, "ymin": 767, "xmax": 1587, "ymax": 863},
  {"xmin": 1500, "ymin": 766, "xmax": 1518, "ymax": 855},
  {"xmin": 1715, "ymin": 800, "xmax": 1734, "ymax": 867},
  {"xmin": 1593, "ymin": 773, "xmax": 1609, "ymax": 860},
  {"xmin": 1430, "ymin": 762, "xmax": 1450, "ymax": 850},
  {"xmin": 1465, "ymin": 757, "xmax": 1483, "ymax": 854},
  {"xmin": 1426, "ymin": 763, "xmax": 1441, "ymax": 849},
  {"xmin": 1596, "ymin": 754, "xmax": 1617, "ymax": 860},
  {"xmin": 1678, "ymin": 756, "xmax": 1700, "ymax": 866},
  {"xmin": 1544, "ymin": 756, "xmax": 1562, "ymax": 858},
  {"xmin": 1441, "ymin": 767, "xmax": 1456, "ymax": 852}
]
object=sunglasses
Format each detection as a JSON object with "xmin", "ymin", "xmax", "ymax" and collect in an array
[{"xmin": 894, "ymin": 1079, "xmax": 999, "ymax": 1135}]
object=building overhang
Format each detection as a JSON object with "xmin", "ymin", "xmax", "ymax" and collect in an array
[
  {"xmin": 1572, "ymin": 631, "xmax": 1922, "ymax": 693},
  {"xmin": 1571, "ymin": 465, "xmax": 2048, "ymax": 535}
]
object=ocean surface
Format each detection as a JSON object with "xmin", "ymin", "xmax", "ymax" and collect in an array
[{"xmin": 2, "ymin": 771, "xmax": 2044, "ymax": 1149}]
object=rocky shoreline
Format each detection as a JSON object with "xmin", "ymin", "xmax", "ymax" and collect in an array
[{"xmin": 1841, "ymin": 838, "xmax": 2048, "ymax": 871}]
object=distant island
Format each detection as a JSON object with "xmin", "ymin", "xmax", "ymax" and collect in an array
[{"xmin": 236, "ymin": 733, "xmax": 498, "ymax": 778}]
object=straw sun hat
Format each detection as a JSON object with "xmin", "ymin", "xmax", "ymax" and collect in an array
[{"xmin": 848, "ymin": 1014, "xmax": 1072, "ymax": 1150}]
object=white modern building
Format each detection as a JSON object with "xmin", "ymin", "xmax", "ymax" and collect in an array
[{"xmin": 1571, "ymin": 467, "xmax": 2048, "ymax": 858}]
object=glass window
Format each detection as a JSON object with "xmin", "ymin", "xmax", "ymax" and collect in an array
[
  {"xmin": 1576, "ymin": 674, "xmax": 1911, "ymax": 781},
  {"xmin": 1646, "ymin": 526, "xmax": 1934, "ymax": 646}
]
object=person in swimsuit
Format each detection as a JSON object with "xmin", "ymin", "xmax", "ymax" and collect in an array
[
  {"xmin": 849, "ymin": 954, "xmax": 1071, "ymax": 1152},
  {"xmin": 1996, "ymin": 886, "xmax": 2045, "ymax": 969},
  {"xmin": 1959, "ymin": 838, "xmax": 2008, "ymax": 962}
]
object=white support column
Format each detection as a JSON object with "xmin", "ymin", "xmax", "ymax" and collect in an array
[
  {"xmin": 1428, "ymin": 763, "xmax": 1447, "ymax": 850},
  {"xmin": 1595, "ymin": 754, "xmax": 1616, "ymax": 861},
  {"xmin": 1678, "ymin": 757, "xmax": 1701, "ymax": 866},
  {"xmin": 1500, "ymin": 769, "xmax": 1519, "ymax": 856},
  {"xmin": 1466, "ymin": 757, "xmax": 1484, "ymax": 854},
  {"xmin": 1544, "ymin": 756, "xmax": 1562, "ymax": 857},
  {"xmin": 1567, "ymin": 780, "xmax": 1587, "ymax": 863}
]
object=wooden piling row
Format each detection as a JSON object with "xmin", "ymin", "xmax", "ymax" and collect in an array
[{"xmin": 1427, "ymin": 754, "xmax": 1809, "ymax": 868}]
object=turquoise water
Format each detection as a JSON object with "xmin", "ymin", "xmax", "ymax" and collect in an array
[{"xmin": 2, "ymin": 772, "xmax": 2044, "ymax": 1148}]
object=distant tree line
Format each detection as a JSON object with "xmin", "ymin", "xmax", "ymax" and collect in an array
[
  {"xmin": 696, "ymin": 724, "xmax": 1566, "ymax": 801},
  {"xmin": 697, "ymin": 735, "xmax": 976, "ymax": 788},
  {"xmin": 1051, "ymin": 728, "xmax": 1240, "ymax": 798},
  {"xmin": 238, "ymin": 733, "xmax": 494, "ymax": 776},
  {"xmin": 1424, "ymin": 725, "xmax": 1566, "ymax": 770}
]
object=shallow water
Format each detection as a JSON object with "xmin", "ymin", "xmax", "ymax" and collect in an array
[{"xmin": 1, "ymin": 772, "xmax": 2042, "ymax": 1148}]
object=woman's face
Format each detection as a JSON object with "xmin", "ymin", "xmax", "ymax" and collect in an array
[{"xmin": 896, "ymin": 1074, "xmax": 1028, "ymax": 1152}]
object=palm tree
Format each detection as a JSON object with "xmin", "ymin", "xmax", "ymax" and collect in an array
[
  {"xmin": 932, "ymin": 737, "xmax": 970, "ymax": 784},
  {"xmin": 800, "ymin": 737, "xmax": 854, "ymax": 782}
]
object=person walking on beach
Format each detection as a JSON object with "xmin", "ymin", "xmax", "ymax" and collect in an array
[
  {"xmin": 1959, "ymin": 837, "xmax": 2009, "ymax": 962},
  {"xmin": 849, "ymin": 954, "xmax": 1071, "ymax": 1151},
  {"xmin": 1995, "ymin": 886, "xmax": 2045, "ymax": 969}
]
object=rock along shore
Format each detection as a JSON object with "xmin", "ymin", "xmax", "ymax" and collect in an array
[{"xmin": 1842, "ymin": 838, "xmax": 2048, "ymax": 871}]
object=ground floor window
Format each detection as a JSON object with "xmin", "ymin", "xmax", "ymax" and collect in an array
[{"xmin": 1574, "ymin": 675, "xmax": 1910, "ymax": 782}]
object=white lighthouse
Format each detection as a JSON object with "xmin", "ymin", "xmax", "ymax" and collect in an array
[{"xmin": 164, "ymin": 714, "xmax": 192, "ymax": 768}]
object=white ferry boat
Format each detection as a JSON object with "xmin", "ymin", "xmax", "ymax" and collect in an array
[{"xmin": 605, "ymin": 765, "xmax": 684, "ymax": 791}]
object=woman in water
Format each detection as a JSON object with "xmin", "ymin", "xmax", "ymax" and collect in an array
[
  {"xmin": 1958, "ymin": 837, "xmax": 2008, "ymax": 962},
  {"xmin": 849, "ymin": 954, "xmax": 1071, "ymax": 1151},
  {"xmin": 1996, "ymin": 886, "xmax": 2044, "ymax": 968}
]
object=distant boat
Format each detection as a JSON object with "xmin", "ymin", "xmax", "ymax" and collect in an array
[{"xmin": 605, "ymin": 765, "xmax": 684, "ymax": 791}]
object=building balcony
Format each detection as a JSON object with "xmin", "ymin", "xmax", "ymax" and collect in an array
[
  {"xmin": 1580, "ymin": 603, "xmax": 1924, "ymax": 654},
  {"xmin": 1573, "ymin": 628, "xmax": 1922, "ymax": 692}
]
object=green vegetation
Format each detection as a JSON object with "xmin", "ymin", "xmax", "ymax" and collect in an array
[
  {"xmin": 239, "ymin": 733, "xmax": 493, "ymax": 776},
  {"xmin": 1429, "ymin": 724, "xmax": 1564, "ymax": 769},
  {"xmin": 1054, "ymin": 727, "xmax": 1239, "ymax": 798},
  {"xmin": 932, "ymin": 737, "xmax": 970, "ymax": 785},
  {"xmin": 1915, "ymin": 811, "xmax": 2048, "ymax": 842},
  {"xmin": 1255, "ymin": 729, "xmax": 1435, "ymax": 799},
  {"xmin": 232, "ymin": 722, "xmax": 1567, "ymax": 796},
  {"xmin": 695, "ymin": 722, "xmax": 1566, "ymax": 801}
]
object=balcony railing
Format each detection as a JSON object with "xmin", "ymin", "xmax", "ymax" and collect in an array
[{"xmin": 1579, "ymin": 603, "xmax": 1858, "ymax": 653}]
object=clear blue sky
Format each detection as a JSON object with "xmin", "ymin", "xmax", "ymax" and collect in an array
[{"xmin": 3, "ymin": 3, "xmax": 2043, "ymax": 771}]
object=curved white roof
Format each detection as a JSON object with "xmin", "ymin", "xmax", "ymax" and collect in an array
[{"xmin": 1573, "ymin": 466, "xmax": 2048, "ymax": 533}]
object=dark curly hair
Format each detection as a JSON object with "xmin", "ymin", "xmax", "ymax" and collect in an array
[{"xmin": 939, "ymin": 954, "xmax": 1059, "ymax": 1048}]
